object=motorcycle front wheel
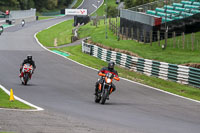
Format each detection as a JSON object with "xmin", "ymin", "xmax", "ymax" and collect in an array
[
  {"xmin": 24, "ymin": 73, "xmax": 29, "ymax": 85},
  {"xmin": 100, "ymin": 89, "xmax": 109, "ymax": 104}
]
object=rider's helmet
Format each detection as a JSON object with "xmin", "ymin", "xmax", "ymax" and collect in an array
[
  {"xmin": 27, "ymin": 55, "xmax": 32, "ymax": 61},
  {"xmin": 108, "ymin": 61, "xmax": 115, "ymax": 70}
]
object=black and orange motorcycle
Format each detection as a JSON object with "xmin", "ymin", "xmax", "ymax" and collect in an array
[{"xmin": 95, "ymin": 72, "xmax": 120, "ymax": 104}]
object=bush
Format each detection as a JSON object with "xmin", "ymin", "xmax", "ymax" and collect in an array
[{"xmin": 106, "ymin": 5, "xmax": 118, "ymax": 17}]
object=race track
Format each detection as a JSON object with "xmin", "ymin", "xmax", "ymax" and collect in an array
[{"xmin": 0, "ymin": 0, "xmax": 200, "ymax": 133}]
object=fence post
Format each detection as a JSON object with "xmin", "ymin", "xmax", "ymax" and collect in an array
[
  {"xmin": 192, "ymin": 33, "xmax": 194, "ymax": 51},
  {"xmin": 54, "ymin": 38, "xmax": 57, "ymax": 47},
  {"xmin": 116, "ymin": 20, "xmax": 118, "ymax": 36},
  {"xmin": 111, "ymin": 21, "xmax": 113, "ymax": 32},
  {"xmin": 137, "ymin": 28, "xmax": 139, "ymax": 42},
  {"xmin": 173, "ymin": 32, "xmax": 176, "ymax": 48},
  {"xmin": 114, "ymin": 21, "xmax": 116, "ymax": 34},
  {"xmin": 126, "ymin": 27, "xmax": 128, "ymax": 40},
  {"xmin": 157, "ymin": 30, "xmax": 160, "ymax": 46},
  {"xmin": 131, "ymin": 28, "xmax": 133, "ymax": 40},
  {"xmin": 143, "ymin": 29, "xmax": 146, "ymax": 43},
  {"xmin": 182, "ymin": 32, "xmax": 185, "ymax": 49},
  {"xmin": 165, "ymin": 31, "xmax": 168, "ymax": 47},
  {"xmin": 122, "ymin": 27, "xmax": 124, "ymax": 40},
  {"xmin": 118, "ymin": 26, "xmax": 120, "ymax": 41},
  {"xmin": 150, "ymin": 30, "xmax": 152, "ymax": 46}
]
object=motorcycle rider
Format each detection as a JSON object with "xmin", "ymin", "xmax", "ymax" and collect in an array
[
  {"xmin": 95, "ymin": 61, "xmax": 119, "ymax": 98},
  {"xmin": 19, "ymin": 55, "xmax": 36, "ymax": 77}
]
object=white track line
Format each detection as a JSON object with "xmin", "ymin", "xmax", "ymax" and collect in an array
[
  {"xmin": 90, "ymin": 0, "xmax": 104, "ymax": 16},
  {"xmin": 0, "ymin": 0, "xmax": 87, "ymax": 111},
  {"xmin": 34, "ymin": 32, "xmax": 200, "ymax": 104},
  {"xmin": 34, "ymin": 1, "xmax": 200, "ymax": 104},
  {"xmin": 0, "ymin": 85, "xmax": 44, "ymax": 111},
  {"xmin": 77, "ymin": 0, "xmax": 85, "ymax": 8},
  {"xmin": 92, "ymin": 4, "xmax": 97, "ymax": 8}
]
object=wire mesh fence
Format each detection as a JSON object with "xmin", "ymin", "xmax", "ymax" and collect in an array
[{"xmin": 109, "ymin": 18, "xmax": 200, "ymax": 51}]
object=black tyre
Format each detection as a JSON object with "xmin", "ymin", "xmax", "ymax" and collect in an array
[
  {"xmin": 95, "ymin": 95, "xmax": 101, "ymax": 103},
  {"xmin": 0, "ymin": 26, "xmax": 3, "ymax": 35},
  {"xmin": 24, "ymin": 73, "xmax": 29, "ymax": 85},
  {"xmin": 100, "ymin": 89, "xmax": 108, "ymax": 104}
]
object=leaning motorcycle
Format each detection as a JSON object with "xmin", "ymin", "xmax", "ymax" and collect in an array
[
  {"xmin": 20, "ymin": 63, "xmax": 33, "ymax": 85},
  {"xmin": 95, "ymin": 72, "xmax": 120, "ymax": 104}
]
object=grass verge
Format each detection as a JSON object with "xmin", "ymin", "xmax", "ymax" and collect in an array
[
  {"xmin": 0, "ymin": 88, "xmax": 33, "ymax": 109},
  {"xmin": 50, "ymin": 45, "xmax": 200, "ymax": 101},
  {"xmin": 78, "ymin": 20, "xmax": 200, "ymax": 65},
  {"xmin": 38, "ymin": 16, "xmax": 54, "ymax": 20},
  {"xmin": 72, "ymin": 0, "xmax": 84, "ymax": 9},
  {"xmin": 91, "ymin": 0, "xmax": 118, "ymax": 16},
  {"xmin": 36, "ymin": 19, "xmax": 73, "ymax": 47},
  {"xmin": 35, "ymin": 6, "xmax": 200, "ymax": 102}
]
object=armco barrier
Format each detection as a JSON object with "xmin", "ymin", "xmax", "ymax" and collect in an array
[{"xmin": 82, "ymin": 41, "xmax": 200, "ymax": 88}]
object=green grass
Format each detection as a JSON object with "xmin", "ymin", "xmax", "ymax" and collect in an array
[
  {"xmin": 91, "ymin": 0, "xmax": 118, "ymax": 16},
  {"xmin": 0, "ymin": 88, "xmax": 33, "ymax": 109},
  {"xmin": 35, "ymin": 7, "xmax": 200, "ymax": 102},
  {"xmin": 36, "ymin": 20, "xmax": 74, "ymax": 47},
  {"xmin": 52, "ymin": 45, "xmax": 200, "ymax": 101},
  {"xmin": 38, "ymin": 16, "xmax": 54, "ymax": 20},
  {"xmin": 0, "ymin": 132, "xmax": 14, "ymax": 133},
  {"xmin": 78, "ymin": 20, "xmax": 200, "ymax": 65},
  {"xmin": 72, "ymin": 0, "xmax": 84, "ymax": 9}
]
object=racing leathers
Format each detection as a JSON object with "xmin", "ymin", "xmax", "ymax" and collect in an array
[
  {"xmin": 95, "ymin": 67, "xmax": 118, "ymax": 96},
  {"xmin": 19, "ymin": 59, "xmax": 36, "ymax": 77}
]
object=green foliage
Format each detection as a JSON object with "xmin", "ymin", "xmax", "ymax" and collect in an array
[
  {"xmin": 124, "ymin": 0, "xmax": 157, "ymax": 8},
  {"xmin": 72, "ymin": 0, "xmax": 83, "ymax": 9},
  {"xmin": 107, "ymin": 5, "xmax": 118, "ymax": 17},
  {"xmin": 0, "ymin": 0, "xmax": 73, "ymax": 12}
]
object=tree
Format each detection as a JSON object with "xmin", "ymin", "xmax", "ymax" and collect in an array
[
  {"xmin": 107, "ymin": 6, "xmax": 118, "ymax": 17},
  {"xmin": 124, "ymin": 0, "xmax": 156, "ymax": 9}
]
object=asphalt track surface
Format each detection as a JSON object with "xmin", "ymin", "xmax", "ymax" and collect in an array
[{"xmin": 1, "ymin": 0, "xmax": 200, "ymax": 133}]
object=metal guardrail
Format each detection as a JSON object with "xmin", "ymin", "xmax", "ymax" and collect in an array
[{"xmin": 82, "ymin": 41, "xmax": 200, "ymax": 88}]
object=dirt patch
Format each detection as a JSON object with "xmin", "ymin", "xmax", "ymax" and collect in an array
[
  {"xmin": 182, "ymin": 63, "xmax": 200, "ymax": 69},
  {"xmin": 87, "ymin": 40, "xmax": 140, "ymax": 58}
]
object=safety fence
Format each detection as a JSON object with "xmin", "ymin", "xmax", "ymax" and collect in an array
[
  {"xmin": 120, "ymin": 9, "xmax": 157, "ymax": 26},
  {"xmin": 9, "ymin": 9, "xmax": 36, "ymax": 20},
  {"xmin": 82, "ymin": 40, "xmax": 200, "ymax": 88},
  {"xmin": 129, "ymin": 0, "xmax": 182, "ymax": 12}
]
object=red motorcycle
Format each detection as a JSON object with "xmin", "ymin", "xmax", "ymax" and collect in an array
[
  {"xmin": 20, "ymin": 63, "xmax": 33, "ymax": 85},
  {"xmin": 95, "ymin": 72, "xmax": 120, "ymax": 104}
]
